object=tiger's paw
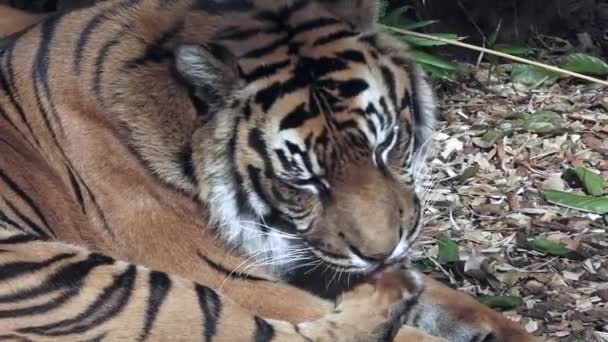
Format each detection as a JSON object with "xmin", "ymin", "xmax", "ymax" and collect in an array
[{"xmin": 299, "ymin": 266, "xmax": 428, "ymax": 342}]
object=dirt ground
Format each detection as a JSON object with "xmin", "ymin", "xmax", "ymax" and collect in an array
[{"xmin": 416, "ymin": 64, "xmax": 608, "ymax": 341}]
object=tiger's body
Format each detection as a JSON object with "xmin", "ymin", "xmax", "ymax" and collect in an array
[{"xmin": 0, "ymin": 1, "xmax": 539, "ymax": 341}]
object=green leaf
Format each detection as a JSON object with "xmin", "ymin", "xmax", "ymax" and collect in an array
[
  {"xmin": 493, "ymin": 43, "xmax": 532, "ymax": 56},
  {"xmin": 574, "ymin": 167, "xmax": 606, "ymax": 196},
  {"xmin": 500, "ymin": 110, "xmax": 566, "ymax": 135},
  {"xmin": 422, "ymin": 63, "xmax": 455, "ymax": 80},
  {"xmin": 400, "ymin": 33, "xmax": 459, "ymax": 47},
  {"xmin": 379, "ymin": 6, "xmax": 411, "ymax": 27},
  {"xmin": 436, "ymin": 234, "xmax": 459, "ymax": 265},
  {"xmin": 510, "ymin": 64, "xmax": 560, "ymax": 85},
  {"xmin": 411, "ymin": 50, "xmax": 458, "ymax": 70},
  {"xmin": 478, "ymin": 295, "xmax": 523, "ymax": 310},
  {"xmin": 544, "ymin": 190, "xmax": 608, "ymax": 214},
  {"xmin": 517, "ymin": 234, "xmax": 585, "ymax": 260},
  {"xmin": 561, "ymin": 53, "xmax": 608, "ymax": 76},
  {"xmin": 528, "ymin": 237, "xmax": 571, "ymax": 256},
  {"xmin": 400, "ymin": 19, "xmax": 440, "ymax": 31},
  {"xmin": 413, "ymin": 258, "xmax": 435, "ymax": 273},
  {"xmin": 481, "ymin": 129, "xmax": 504, "ymax": 145}
]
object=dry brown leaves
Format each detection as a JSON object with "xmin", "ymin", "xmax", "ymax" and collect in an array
[{"xmin": 417, "ymin": 64, "xmax": 608, "ymax": 341}]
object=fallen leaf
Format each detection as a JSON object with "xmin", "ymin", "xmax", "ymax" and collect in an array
[
  {"xmin": 436, "ymin": 234, "xmax": 459, "ymax": 265},
  {"xmin": 544, "ymin": 190, "xmax": 608, "ymax": 214},
  {"xmin": 510, "ymin": 64, "xmax": 560, "ymax": 85},
  {"xmin": 561, "ymin": 53, "xmax": 608, "ymax": 76},
  {"xmin": 574, "ymin": 166, "xmax": 606, "ymax": 196},
  {"xmin": 478, "ymin": 295, "xmax": 524, "ymax": 309}
]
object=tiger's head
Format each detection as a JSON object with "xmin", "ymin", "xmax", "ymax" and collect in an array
[
  {"xmin": 170, "ymin": 0, "xmax": 436, "ymax": 276},
  {"xmin": 108, "ymin": 0, "xmax": 435, "ymax": 278}
]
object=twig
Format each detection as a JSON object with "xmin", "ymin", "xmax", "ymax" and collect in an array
[
  {"xmin": 423, "ymin": 250, "xmax": 457, "ymax": 285},
  {"xmin": 381, "ymin": 26, "xmax": 608, "ymax": 87}
]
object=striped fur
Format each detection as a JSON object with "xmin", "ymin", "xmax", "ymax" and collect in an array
[
  {"xmin": 0, "ymin": 1, "xmax": 539, "ymax": 341},
  {"xmin": 0, "ymin": 230, "xmax": 436, "ymax": 341}
]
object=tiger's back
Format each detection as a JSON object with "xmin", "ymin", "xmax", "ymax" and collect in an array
[{"xmin": 0, "ymin": 1, "xmax": 540, "ymax": 341}]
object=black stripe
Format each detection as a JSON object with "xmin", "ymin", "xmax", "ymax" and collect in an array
[
  {"xmin": 378, "ymin": 296, "xmax": 421, "ymax": 342},
  {"xmin": 176, "ymin": 145, "xmax": 197, "ymax": 186},
  {"xmin": 74, "ymin": 0, "xmax": 142, "ymax": 74},
  {"xmin": 293, "ymin": 324, "xmax": 313, "ymax": 342},
  {"xmin": 0, "ymin": 169, "xmax": 53, "ymax": 237},
  {"xmin": 214, "ymin": 27, "xmax": 264, "ymax": 41},
  {"xmin": 126, "ymin": 20, "xmax": 183, "ymax": 68},
  {"xmin": 255, "ymin": 81, "xmax": 283, "ymax": 112},
  {"xmin": 380, "ymin": 66, "xmax": 398, "ymax": 112},
  {"xmin": 5, "ymin": 199, "xmax": 49, "ymax": 237},
  {"xmin": 254, "ymin": 316, "xmax": 275, "ymax": 342},
  {"xmin": 290, "ymin": 17, "xmax": 340, "ymax": 35},
  {"xmin": 379, "ymin": 98, "xmax": 391, "ymax": 129},
  {"xmin": 279, "ymin": 103, "xmax": 318, "ymax": 130},
  {"xmin": 253, "ymin": 0, "xmax": 309, "ymax": 25},
  {"xmin": 336, "ymin": 50, "xmax": 366, "ymax": 64},
  {"xmin": 0, "ymin": 233, "xmax": 39, "ymax": 244},
  {"xmin": 248, "ymin": 128, "xmax": 275, "ymax": 179},
  {"xmin": 192, "ymin": 0, "xmax": 254, "ymax": 13},
  {"xmin": 0, "ymin": 252, "xmax": 74, "ymax": 282},
  {"xmin": 335, "ymin": 78, "xmax": 369, "ymax": 98},
  {"xmin": 0, "ymin": 207, "xmax": 28, "ymax": 233},
  {"xmin": 404, "ymin": 61, "xmax": 432, "ymax": 152},
  {"xmin": 93, "ymin": 33, "xmax": 125, "ymax": 105},
  {"xmin": 18, "ymin": 265, "xmax": 137, "ymax": 336},
  {"xmin": 66, "ymin": 165, "xmax": 86, "ymax": 214},
  {"xmin": 0, "ymin": 45, "xmax": 40, "ymax": 147},
  {"xmin": 0, "ymin": 253, "xmax": 114, "ymax": 303},
  {"xmin": 32, "ymin": 14, "xmax": 64, "ymax": 142},
  {"xmin": 288, "ymin": 141, "xmax": 314, "ymax": 174},
  {"xmin": 243, "ymin": 36, "xmax": 291, "ymax": 59},
  {"xmin": 410, "ymin": 308, "xmax": 423, "ymax": 327},
  {"xmin": 195, "ymin": 284, "xmax": 222, "ymax": 342},
  {"xmin": 313, "ymin": 30, "xmax": 357, "ymax": 46},
  {"xmin": 0, "ymin": 281, "xmax": 80, "ymax": 319},
  {"xmin": 139, "ymin": 271, "xmax": 172, "ymax": 341},
  {"xmin": 274, "ymin": 149, "xmax": 292, "ymax": 171},
  {"xmin": 196, "ymin": 250, "xmax": 268, "ymax": 282},
  {"xmin": 254, "ymin": 56, "xmax": 347, "ymax": 112},
  {"xmin": 0, "ymin": 136, "xmax": 22, "ymax": 155},
  {"xmin": 247, "ymin": 165, "xmax": 272, "ymax": 205},
  {"xmin": 242, "ymin": 59, "xmax": 291, "ymax": 83},
  {"xmin": 0, "ymin": 102, "xmax": 27, "ymax": 144},
  {"xmin": 227, "ymin": 119, "xmax": 255, "ymax": 216},
  {"xmin": 75, "ymin": 169, "xmax": 115, "ymax": 238}
]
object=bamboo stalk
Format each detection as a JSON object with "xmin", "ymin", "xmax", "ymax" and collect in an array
[{"xmin": 381, "ymin": 25, "xmax": 608, "ymax": 87}]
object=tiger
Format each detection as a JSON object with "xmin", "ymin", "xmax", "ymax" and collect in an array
[{"xmin": 0, "ymin": 0, "xmax": 541, "ymax": 341}]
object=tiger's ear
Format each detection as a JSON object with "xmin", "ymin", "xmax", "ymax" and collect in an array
[
  {"xmin": 175, "ymin": 43, "xmax": 241, "ymax": 111},
  {"xmin": 315, "ymin": 0, "xmax": 378, "ymax": 32}
]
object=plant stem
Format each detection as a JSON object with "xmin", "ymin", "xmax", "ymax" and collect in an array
[{"xmin": 382, "ymin": 25, "xmax": 608, "ymax": 87}]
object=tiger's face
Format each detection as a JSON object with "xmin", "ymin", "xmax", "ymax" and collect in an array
[{"xmin": 176, "ymin": 0, "xmax": 435, "ymax": 276}]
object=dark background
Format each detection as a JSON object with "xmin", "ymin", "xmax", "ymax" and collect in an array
[{"xmin": 2, "ymin": 0, "xmax": 607, "ymax": 57}]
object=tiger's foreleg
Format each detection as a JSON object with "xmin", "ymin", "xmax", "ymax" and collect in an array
[
  {"xmin": 0, "ymin": 230, "xmax": 441, "ymax": 342},
  {"xmin": 401, "ymin": 276, "xmax": 542, "ymax": 342}
]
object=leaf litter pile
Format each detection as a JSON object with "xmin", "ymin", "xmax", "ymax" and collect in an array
[{"xmin": 414, "ymin": 64, "xmax": 608, "ymax": 341}]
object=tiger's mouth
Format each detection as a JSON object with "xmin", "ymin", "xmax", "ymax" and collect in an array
[
  {"xmin": 305, "ymin": 240, "xmax": 412, "ymax": 275},
  {"xmin": 286, "ymin": 243, "xmax": 415, "ymax": 299}
]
